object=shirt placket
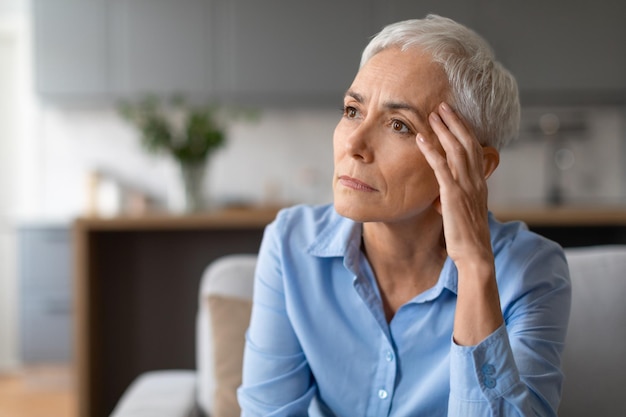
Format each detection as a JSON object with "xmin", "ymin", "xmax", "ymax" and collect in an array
[
  {"xmin": 370, "ymin": 336, "xmax": 397, "ymax": 416},
  {"xmin": 352, "ymin": 272, "xmax": 398, "ymax": 416}
]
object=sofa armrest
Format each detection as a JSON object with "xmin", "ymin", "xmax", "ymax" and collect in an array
[{"xmin": 110, "ymin": 370, "xmax": 198, "ymax": 417}]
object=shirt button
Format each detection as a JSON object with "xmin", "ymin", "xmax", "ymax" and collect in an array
[
  {"xmin": 484, "ymin": 377, "xmax": 497, "ymax": 389},
  {"xmin": 378, "ymin": 389, "xmax": 388, "ymax": 399},
  {"xmin": 481, "ymin": 363, "xmax": 496, "ymax": 376},
  {"xmin": 385, "ymin": 351, "xmax": 394, "ymax": 362}
]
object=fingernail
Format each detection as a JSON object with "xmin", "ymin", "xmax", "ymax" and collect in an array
[
  {"xmin": 416, "ymin": 133, "xmax": 427, "ymax": 143},
  {"xmin": 440, "ymin": 102, "xmax": 451, "ymax": 112},
  {"xmin": 430, "ymin": 112, "xmax": 441, "ymax": 123}
]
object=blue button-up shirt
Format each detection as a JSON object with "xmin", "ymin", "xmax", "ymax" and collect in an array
[{"xmin": 239, "ymin": 204, "xmax": 571, "ymax": 417}]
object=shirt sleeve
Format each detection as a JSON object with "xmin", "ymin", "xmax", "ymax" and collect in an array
[
  {"xmin": 448, "ymin": 239, "xmax": 571, "ymax": 417},
  {"xmin": 237, "ymin": 213, "xmax": 317, "ymax": 417}
]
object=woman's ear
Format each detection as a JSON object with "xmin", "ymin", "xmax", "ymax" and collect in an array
[{"xmin": 482, "ymin": 146, "xmax": 500, "ymax": 180}]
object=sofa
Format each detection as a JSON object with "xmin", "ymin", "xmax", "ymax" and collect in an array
[{"xmin": 110, "ymin": 246, "xmax": 626, "ymax": 417}]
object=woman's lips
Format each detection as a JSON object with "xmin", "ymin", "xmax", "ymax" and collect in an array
[{"xmin": 338, "ymin": 176, "xmax": 378, "ymax": 192}]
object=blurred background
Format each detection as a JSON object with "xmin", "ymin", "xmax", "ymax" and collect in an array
[{"xmin": 0, "ymin": 0, "xmax": 624, "ymax": 416}]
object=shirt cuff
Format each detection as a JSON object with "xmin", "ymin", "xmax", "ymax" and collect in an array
[{"xmin": 449, "ymin": 324, "xmax": 522, "ymax": 402}]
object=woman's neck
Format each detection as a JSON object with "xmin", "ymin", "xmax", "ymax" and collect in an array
[{"xmin": 361, "ymin": 214, "xmax": 448, "ymax": 321}]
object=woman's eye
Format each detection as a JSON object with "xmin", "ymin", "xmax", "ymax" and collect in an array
[
  {"xmin": 343, "ymin": 106, "xmax": 358, "ymax": 119},
  {"xmin": 391, "ymin": 119, "xmax": 410, "ymax": 133}
]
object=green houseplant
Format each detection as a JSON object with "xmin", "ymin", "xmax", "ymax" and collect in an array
[{"xmin": 118, "ymin": 94, "xmax": 227, "ymax": 212}]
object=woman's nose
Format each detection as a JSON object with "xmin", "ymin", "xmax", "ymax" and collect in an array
[{"xmin": 344, "ymin": 122, "xmax": 374, "ymax": 163}]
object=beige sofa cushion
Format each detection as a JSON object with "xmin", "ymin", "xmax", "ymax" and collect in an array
[{"xmin": 207, "ymin": 294, "xmax": 253, "ymax": 417}]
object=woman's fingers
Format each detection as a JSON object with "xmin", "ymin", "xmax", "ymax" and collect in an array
[
  {"xmin": 416, "ymin": 132, "xmax": 454, "ymax": 189},
  {"xmin": 437, "ymin": 103, "xmax": 473, "ymax": 147},
  {"xmin": 428, "ymin": 103, "xmax": 484, "ymax": 181},
  {"xmin": 428, "ymin": 112, "xmax": 468, "ymax": 181}
]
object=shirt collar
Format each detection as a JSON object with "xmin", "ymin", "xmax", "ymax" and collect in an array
[
  {"xmin": 306, "ymin": 206, "xmax": 459, "ymax": 296},
  {"xmin": 306, "ymin": 206, "xmax": 361, "ymax": 258}
]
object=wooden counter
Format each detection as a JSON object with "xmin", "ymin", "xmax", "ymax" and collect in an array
[
  {"xmin": 73, "ymin": 207, "xmax": 279, "ymax": 417},
  {"xmin": 493, "ymin": 206, "xmax": 626, "ymax": 226},
  {"xmin": 74, "ymin": 206, "xmax": 281, "ymax": 231},
  {"xmin": 73, "ymin": 205, "xmax": 626, "ymax": 417},
  {"xmin": 493, "ymin": 206, "xmax": 626, "ymax": 247}
]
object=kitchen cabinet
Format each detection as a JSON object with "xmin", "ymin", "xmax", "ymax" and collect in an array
[
  {"xmin": 18, "ymin": 225, "xmax": 73, "ymax": 363},
  {"xmin": 476, "ymin": 0, "xmax": 626, "ymax": 104},
  {"xmin": 32, "ymin": 0, "xmax": 377, "ymax": 106},
  {"xmin": 109, "ymin": 0, "xmax": 211, "ymax": 97},
  {"xmin": 33, "ymin": 0, "xmax": 108, "ymax": 98},
  {"xmin": 32, "ymin": 0, "xmax": 626, "ymax": 106},
  {"xmin": 211, "ymin": 0, "xmax": 376, "ymax": 107},
  {"xmin": 33, "ymin": 0, "xmax": 213, "ymax": 102}
]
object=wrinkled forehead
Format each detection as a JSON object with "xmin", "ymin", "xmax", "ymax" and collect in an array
[{"xmin": 351, "ymin": 47, "xmax": 451, "ymax": 112}]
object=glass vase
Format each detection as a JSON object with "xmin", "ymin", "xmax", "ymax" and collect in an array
[{"xmin": 179, "ymin": 160, "xmax": 208, "ymax": 213}]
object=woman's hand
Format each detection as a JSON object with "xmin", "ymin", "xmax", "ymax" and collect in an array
[
  {"xmin": 416, "ymin": 102, "xmax": 503, "ymax": 346},
  {"xmin": 416, "ymin": 102, "xmax": 495, "ymax": 267}
]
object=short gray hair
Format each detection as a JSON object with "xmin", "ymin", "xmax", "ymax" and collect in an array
[{"xmin": 361, "ymin": 15, "xmax": 520, "ymax": 150}]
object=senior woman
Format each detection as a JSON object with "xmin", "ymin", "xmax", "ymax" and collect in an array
[{"xmin": 239, "ymin": 15, "xmax": 571, "ymax": 417}]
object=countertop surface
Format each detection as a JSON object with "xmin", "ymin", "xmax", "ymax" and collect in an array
[
  {"xmin": 492, "ymin": 205, "xmax": 626, "ymax": 226},
  {"xmin": 73, "ymin": 205, "xmax": 282, "ymax": 231},
  {"xmin": 72, "ymin": 204, "xmax": 626, "ymax": 231}
]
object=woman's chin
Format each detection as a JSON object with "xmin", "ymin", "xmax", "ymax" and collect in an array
[{"xmin": 333, "ymin": 200, "xmax": 377, "ymax": 223}]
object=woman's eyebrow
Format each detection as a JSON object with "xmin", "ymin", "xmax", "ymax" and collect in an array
[
  {"xmin": 344, "ymin": 90, "xmax": 426, "ymax": 122},
  {"xmin": 383, "ymin": 100, "xmax": 425, "ymax": 121},
  {"xmin": 344, "ymin": 89, "xmax": 364, "ymax": 103}
]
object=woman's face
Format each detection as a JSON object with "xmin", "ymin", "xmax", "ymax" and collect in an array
[{"xmin": 333, "ymin": 47, "xmax": 450, "ymax": 224}]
